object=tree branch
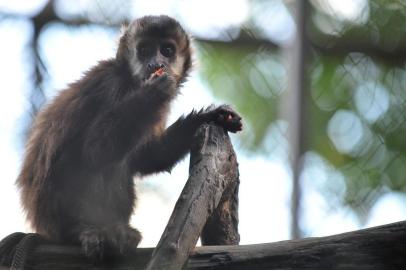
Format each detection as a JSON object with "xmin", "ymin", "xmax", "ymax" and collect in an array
[
  {"xmin": 1, "ymin": 221, "xmax": 402, "ymax": 269},
  {"xmin": 145, "ymin": 124, "xmax": 240, "ymax": 270}
]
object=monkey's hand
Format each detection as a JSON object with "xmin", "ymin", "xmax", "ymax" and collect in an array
[
  {"xmin": 142, "ymin": 71, "xmax": 177, "ymax": 100},
  {"xmin": 208, "ymin": 105, "xmax": 243, "ymax": 133},
  {"xmin": 144, "ymin": 66, "xmax": 173, "ymax": 86}
]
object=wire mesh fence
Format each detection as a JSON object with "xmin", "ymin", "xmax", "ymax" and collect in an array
[{"xmin": 0, "ymin": 0, "xmax": 405, "ymax": 241}]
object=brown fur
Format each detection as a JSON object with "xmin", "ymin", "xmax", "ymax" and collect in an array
[{"xmin": 17, "ymin": 15, "xmax": 242, "ymax": 260}]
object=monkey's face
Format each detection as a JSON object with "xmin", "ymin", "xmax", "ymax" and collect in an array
[
  {"xmin": 135, "ymin": 38, "xmax": 179, "ymax": 81},
  {"xmin": 118, "ymin": 16, "xmax": 192, "ymax": 86}
]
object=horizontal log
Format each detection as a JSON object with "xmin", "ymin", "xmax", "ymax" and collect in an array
[{"xmin": 2, "ymin": 220, "xmax": 403, "ymax": 269}]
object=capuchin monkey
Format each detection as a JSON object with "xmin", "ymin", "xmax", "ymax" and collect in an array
[{"xmin": 17, "ymin": 15, "xmax": 242, "ymax": 260}]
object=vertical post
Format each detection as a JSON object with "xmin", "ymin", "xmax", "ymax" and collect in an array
[
  {"xmin": 200, "ymin": 172, "xmax": 240, "ymax": 245},
  {"xmin": 145, "ymin": 124, "xmax": 240, "ymax": 270},
  {"xmin": 284, "ymin": 0, "xmax": 309, "ymax": 239}
]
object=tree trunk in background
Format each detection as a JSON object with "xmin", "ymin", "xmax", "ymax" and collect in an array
[{"xmin": 283, "ymin": 0, "xmax": 310, "ymax": 239}]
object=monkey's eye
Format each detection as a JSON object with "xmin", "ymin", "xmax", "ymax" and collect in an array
[{"xmin": 160, "ymin": 43, "xmax": 176, "ymax": 58}]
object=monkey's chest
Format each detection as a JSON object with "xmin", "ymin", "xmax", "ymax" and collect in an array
[
  {"xmin": 85, "ymin": 165, "xmax": 134, "ymax": 218},
  {"xmin": 147, "ymin": 105, "xmax": 169, "ymax": 137}
]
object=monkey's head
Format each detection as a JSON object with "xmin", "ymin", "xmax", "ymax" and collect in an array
[{"xmin": 117, "ymin": 15, "xmax": 192, "ymax": 86}]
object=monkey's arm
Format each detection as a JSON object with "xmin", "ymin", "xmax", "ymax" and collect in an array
[
  {"xmin": 82, "ymin": 76, "xmax": 175, "ymax": 168},
  {"xmin": 128, "ymin": 106, "xmax": 242, "ymax": 175}
]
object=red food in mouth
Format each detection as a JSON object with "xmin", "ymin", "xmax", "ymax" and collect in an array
[{"xmin": 154, "ymin": 67, "xmax": 165, "ymax": 76}]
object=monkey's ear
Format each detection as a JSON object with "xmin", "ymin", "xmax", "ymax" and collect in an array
[
  {"xmin": 120, "ymin": 20, "xmax": 130, "ymax": 36},
  {"xmin": 116, "ymin": 21, "xmax": 131, "ymax": 60}
]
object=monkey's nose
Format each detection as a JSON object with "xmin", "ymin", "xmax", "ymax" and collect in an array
[{"xmin": 147, "ymin": 63, "xmax": 166, "ymax": 73}]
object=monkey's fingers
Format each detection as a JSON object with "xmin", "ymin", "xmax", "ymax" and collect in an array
[
  {"xmin": 105, "ymin": 225, "xmax": 142, "ymax": 255},
  {"xmin": 223, "ymin": 116, "xmax": 243, "ymax": 133},
  {"xmin": 213, "ymin": 105, "xmax": 243, "ymax": 133}
]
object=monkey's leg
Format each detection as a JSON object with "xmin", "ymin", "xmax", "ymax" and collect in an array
[{"xmin": 128, "ymin": 105, "xmax": 242, "ymax": 175}]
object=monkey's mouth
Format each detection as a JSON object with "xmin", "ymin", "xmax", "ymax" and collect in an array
[
  {"xmin": 153, "ymin": 67, "xmax": 165, "ymax": 76},
  {"xmin": 145, "ymin": 67, "xmax": 167, "ymax": 81}
]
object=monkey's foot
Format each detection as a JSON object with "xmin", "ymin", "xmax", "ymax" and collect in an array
[
  {"xmin": 79, "ymin": 227, "xmax": 106, "ymax": 261},
  {"xmin": 104, "ymin": 224, "xmax": 142, "ymax": 255},
  {"xmin": 211, "ymin": 105, "xmax": 243, "ymax": 133},
  {"xmin": 79, "ymin": 225, "xmax": 141, "ymax": 261}
]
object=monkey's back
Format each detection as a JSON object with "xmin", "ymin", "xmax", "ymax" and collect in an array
[
  {"xmin": 17, "ymin": 91, "xmax": 70, "ymax": 237},
  {"xmin": 16, "ymin": 60, "xmax": 137, "ymax": 240}
]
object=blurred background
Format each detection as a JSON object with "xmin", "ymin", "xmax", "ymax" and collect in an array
[{"xmin": 1, "ymin": 0, "xmax": 406, "ymax": 247}]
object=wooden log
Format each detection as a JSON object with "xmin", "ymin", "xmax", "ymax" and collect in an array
[
  {"xmin": 6, "ymin": 220, "xmax": 405, "ymax": 269},
  {"xmin": 200, "ymin": 128, "xmax": 240, "ymax": 246},
  {"xmin": 145, "ymin": 124, "xmax": 240, "ymax": 270},
  {"xmin": 200, "ymin": 173, "xmax": 240, "ymax": 245}
]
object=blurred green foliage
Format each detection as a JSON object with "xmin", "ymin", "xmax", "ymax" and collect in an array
[
  {"xmin": 198, "ymin": 0, "xmax": 406, "ymax": 223},
  {"xmin": 4, "ymin": 0, "xmax": 405, "ymax": 228},
  {"xmin": 197, "ymin": 42, "xmax": 281, "ymax": 153}
]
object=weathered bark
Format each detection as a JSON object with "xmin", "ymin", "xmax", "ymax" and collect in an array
[
  {"xmin": 1, "ymin": 221, "xmax": 403, "ymax": 269},
  {"xmin": 145, "ymin": 124, "xmax": 240, "ymax": 270},
  {"xmin": 200, "ymin": 126, "xmax": 240, "ymax": 246},
  {"xmin": 200, "ymin": 173, "xmax": 240, "ymax": 245}
]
